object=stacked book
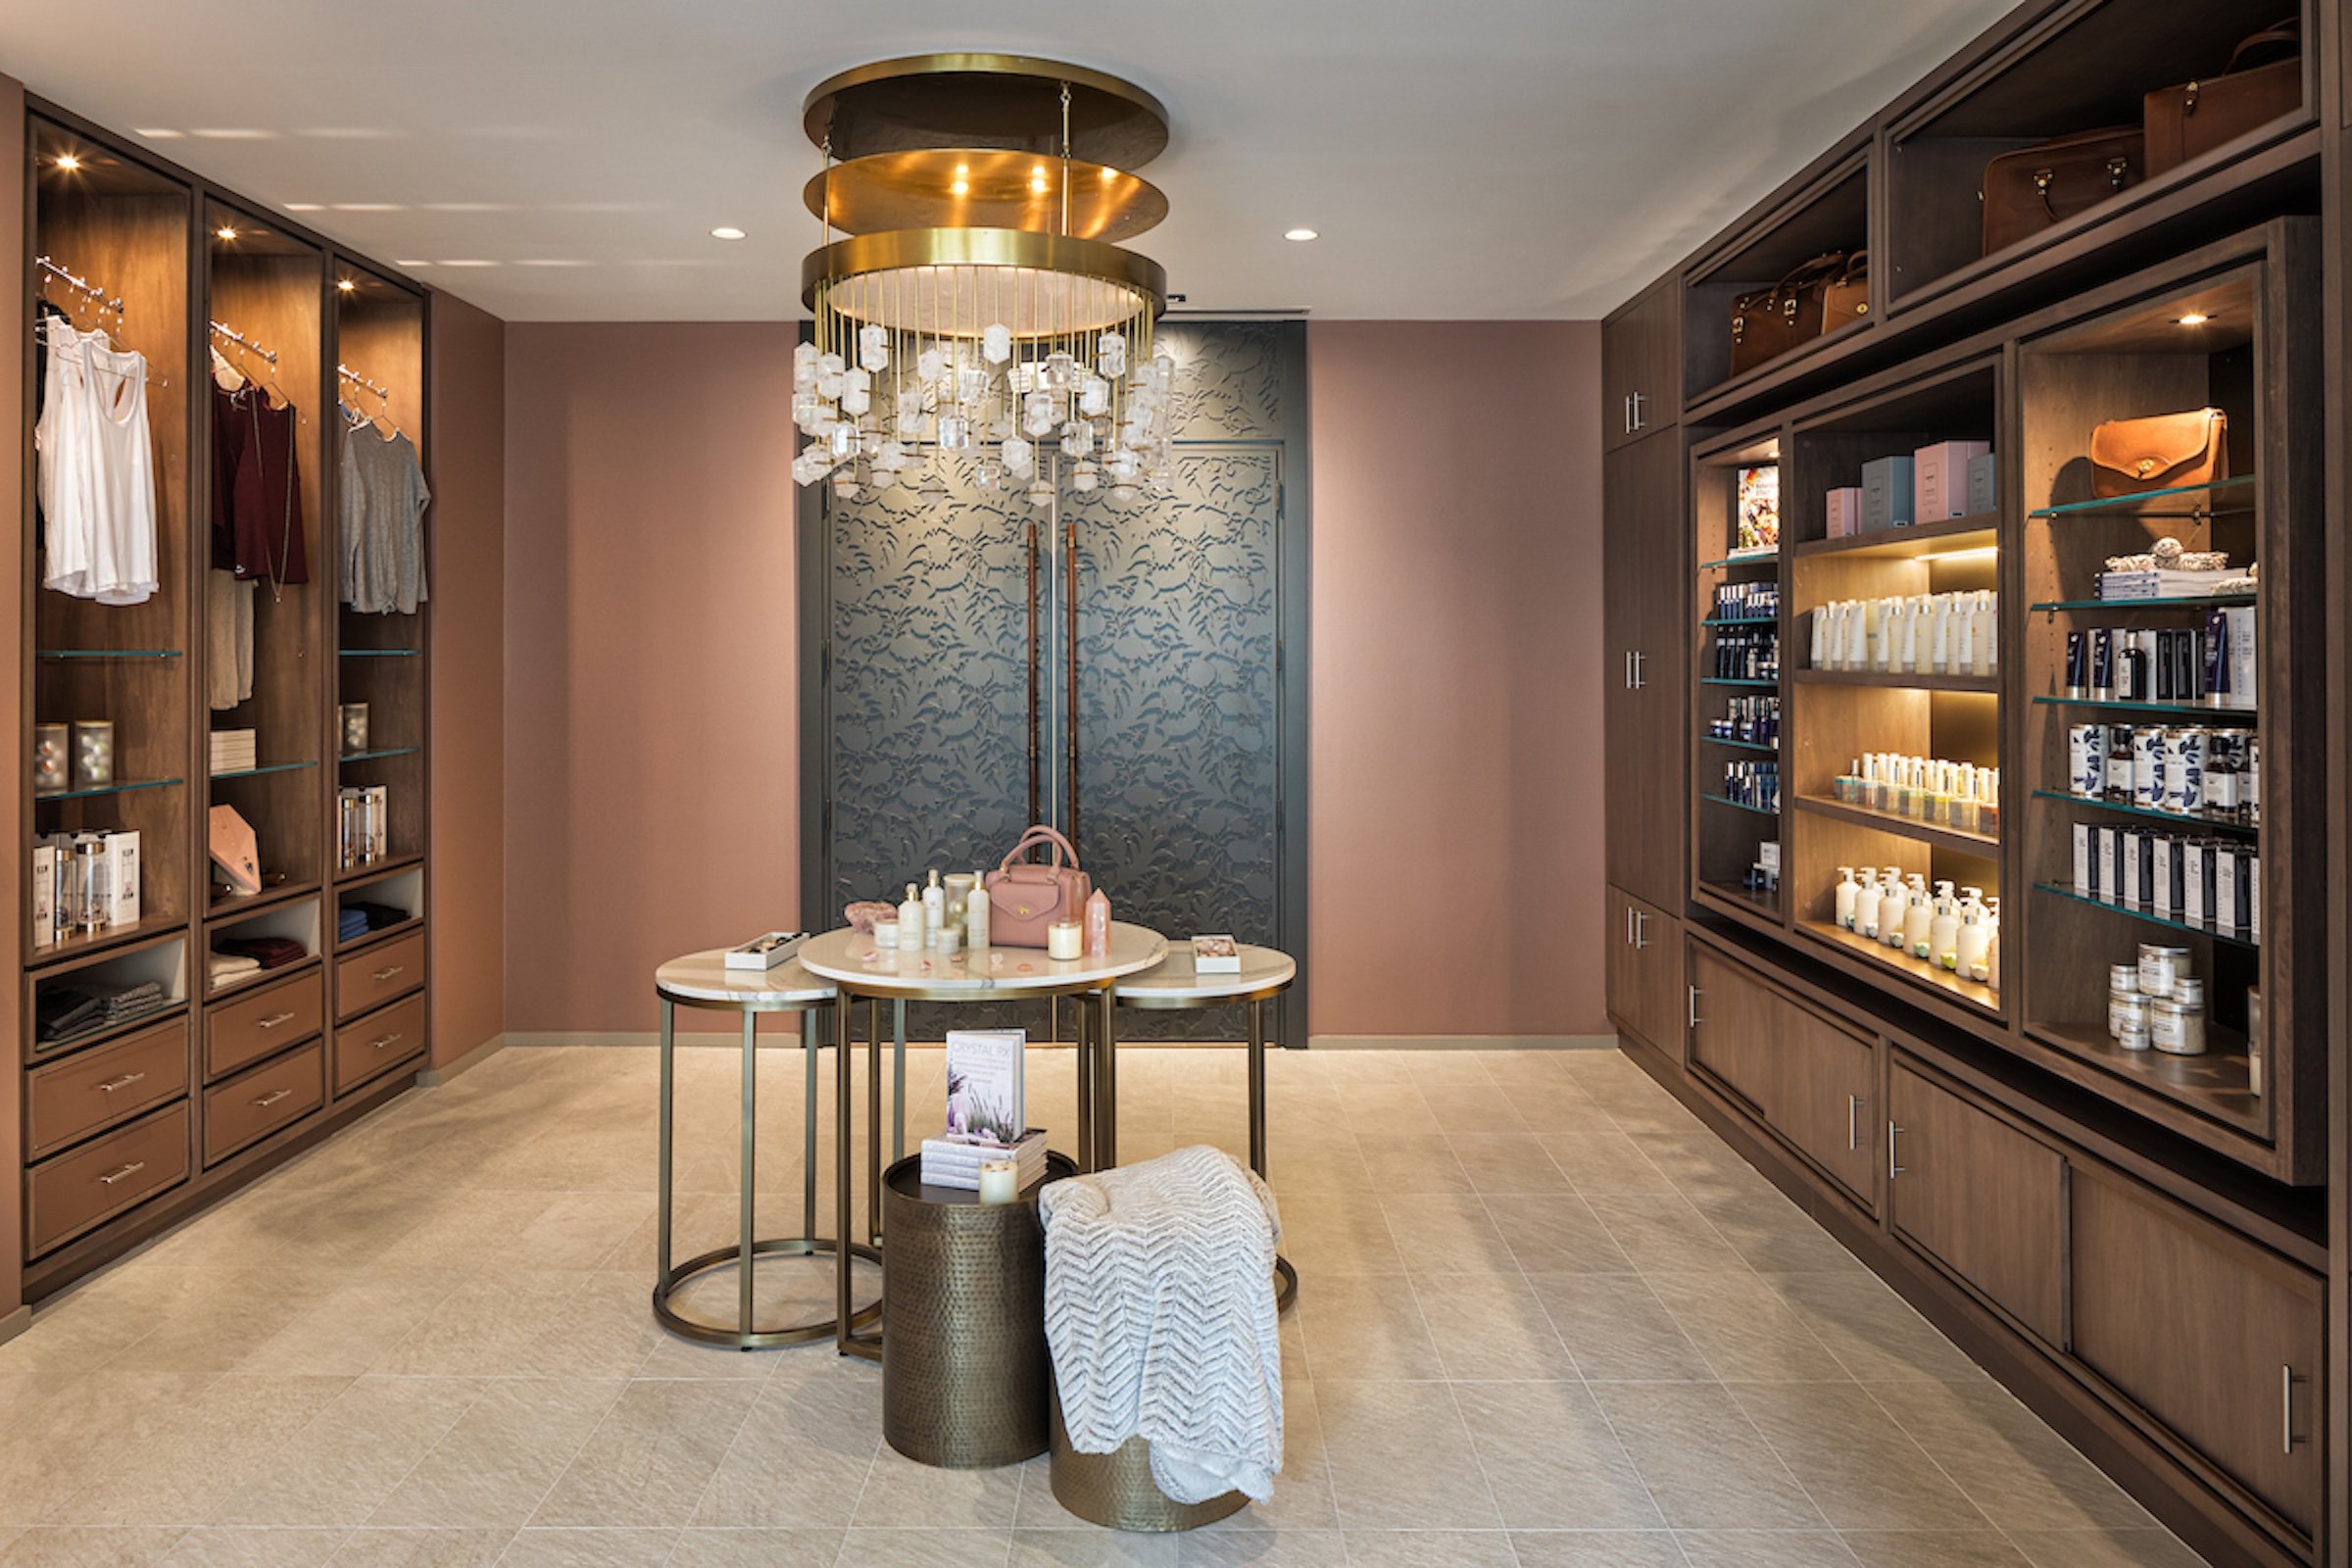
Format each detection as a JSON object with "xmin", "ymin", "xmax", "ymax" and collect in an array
[
  {"xmin": 2096, "ymin": 568, "xmax": 2240, "ymax": 602},
  {"xmin": 920, "ymin": 1129, "xmax": 1047, "ymax": 1193},
  {"xmin": 209, "ymin": 728, "xmax": 258, "ymax": 775}
]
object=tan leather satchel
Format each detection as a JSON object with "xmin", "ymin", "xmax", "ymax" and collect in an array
[
  {"xmin": 1982, "ymin": 126, "xmax": 2143, "ymax": 258},
  {"xmin": 1730, "ymin": 251, "xmax": 1866, "ymax": 378},
  {"xmin": 2144, "ymin": 19, "xmax": 2302, "ymax": 178},
  {"xmin": 2088, "ymin": 409, "xmax": 2228, "ymax": 500}
]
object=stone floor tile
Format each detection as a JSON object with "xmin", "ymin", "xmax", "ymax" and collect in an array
[{"xmin": 1587, "ymin": 1384, "xmax": 1825, "ymax": 1532}]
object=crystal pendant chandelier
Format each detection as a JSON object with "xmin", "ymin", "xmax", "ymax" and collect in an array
[{"xmin": 795, "ymin": 56, "xmax": 1175, "ymax": 507}]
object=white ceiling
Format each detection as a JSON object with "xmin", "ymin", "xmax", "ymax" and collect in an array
[{"xmin": 1, "ymin": 1, "xmax": 2016, "ymax": 322}]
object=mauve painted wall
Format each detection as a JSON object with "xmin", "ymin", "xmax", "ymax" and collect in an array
[
  {"xmin": 427, "ymin": 294, "xmax": 508, "ymax": 1065},
  {"xmin": 502, "ymin": 323, "xmax": 803, "ymax": 1034},
  {"xmin": 498, "ymin": 319, "xmax": 1606, "ymax": 1040},
  {"xmin": 1305, "ymin": 322, "xmax": 1607, "ymax": 1038}
]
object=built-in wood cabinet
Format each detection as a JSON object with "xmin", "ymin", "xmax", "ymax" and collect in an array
[
  {"xmin": 1604, "ymin": 886, "xmax": 1684, "ymax": 1062},
  {"xmin": 1602, "ymin": 428, "xmax": 1685, "ymax": 913},
  {"xmin": 1602, "ymin": 275, "xmax": 1679, "ymax": 451},
  {"xmin": 1689, "ymin": 942, "xmax": 1875, "ymax": 1208}
]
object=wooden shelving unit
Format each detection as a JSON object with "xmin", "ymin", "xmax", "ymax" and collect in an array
[{"xmin": 15, "ymin": 108, "xmax": 436, "ymax": 1298}]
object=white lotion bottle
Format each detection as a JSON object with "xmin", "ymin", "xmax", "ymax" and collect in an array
[
  {"xmin": 965, "ymin": 868, "xmax": 991, "ymax": 954},
  {"xmin": 1904, "ymin": 874, "xmax": 1936, "ymax": 959},
  {"xmin": 1954, "ymin": 887, "xmax": 1990, "ymax": 979},
  {"xmin": 1855, "ymin": 869, "xmax": 1885, "ymax": 940},
  {"xmin": 922, "ymin": 868, "xmax": 946, "ymax": 944},
  {"xmin": 899, "ymin": 882, "xmax": 925, "ymax": 950},
  {"xmin": 1930, "ymin": 880, "xmax": 1960, "ymax": 971},
  {"xmin": 1834, "ymin": 866, "xmax": 1859, "ymax": 930}
]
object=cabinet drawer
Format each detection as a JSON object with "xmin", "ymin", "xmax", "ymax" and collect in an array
[
  {"xmin": 2070, "ymin": 1166, "xmax": 2323, "ymax": 1541},
  {"xmin": 335, "ymin": 931, "xmax": 423, "ymax": 1021},
  {"xmin": 25, "ymin": 1018, "xmax": 190, "ymax": 1160},
  {"xmin": 203, "ymin": 1041, "xmax": 324, "ymax": 1167},
  {"xmin": 1889, "ymin": 1061, "xmax": 2067, "ymax": 1347},
  {"xmin": 334, "ymin": 993, "xmax": 426, "ymax": 1095},
  {"xmin": 26, "ymin": 1102, "xmax": 190, "ymax": 1256},
  {"xmin": 206, "ymin": 970, "xmax": 324, "ymax": 1080}
]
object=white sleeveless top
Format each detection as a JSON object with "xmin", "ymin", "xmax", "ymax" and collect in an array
[{"xmin": 35, "ymin": 318, "xmax": 159, "ymax": 606}]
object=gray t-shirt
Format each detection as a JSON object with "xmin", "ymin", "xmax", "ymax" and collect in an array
[{"xmin": 339, "ymin": 409, "xmax": 429, "ymax": 614}]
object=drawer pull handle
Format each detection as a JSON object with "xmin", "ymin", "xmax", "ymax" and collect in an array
[
  {"xmin": 95, "ymin": 1072, "xmax": 147, "ymax": 1094},
  {"xmin": 369, "ymin": 1032, "xmax": 405, "ymax": 1052},
  {"xmin": 1888, "ymin": 1122, "xmax": 1904, "ymax": 1181},
  {"xmin": 2283, "ymin": 1365, "xmax": 2302, "ymax": 1454},
  {"xmin": 253, "ymin": 1088, "xmax": 294, "ymax": 1108},
  {"xmin": 96, "ymin": 1161, "xmax": 146, "ymax": 1186},
  {"xmin": 255, "ymin": 1011, "xmax": 297, "ymax": 1030},
  {"xmin": 1847, "ymin": 1094, "xmax": 1862, "ymax": 1152},
  {"xmin": 369, "ymin": 964, "xmax": 407, "ymax": 982}
]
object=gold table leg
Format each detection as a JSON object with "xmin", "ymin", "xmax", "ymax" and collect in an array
[
  {"xmin": 1096, "ymin": 985, "xmax": 1118, "ymax": 1169},
  {"xmin": 1075, "ymin": 996, "xmax": 1095, "ymax": 1174}
]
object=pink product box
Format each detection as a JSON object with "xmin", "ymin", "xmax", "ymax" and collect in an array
[
  {"xmin": 1826, "ymin": 487, "xmax": 1865, "ymax": 538},
  {"xmin": 1914, "ymin": 440, "xmax": 1992, "ymax": 523}
]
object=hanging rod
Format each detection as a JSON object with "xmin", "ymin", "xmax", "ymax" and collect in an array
[
  {"xmin": 34, "ymin": 255, "xmax": 123, "ymax": 318},
  {"xmin": 208, "ymin": 319, "xmax": 278, "ymax": 367},
  {"xmin": 336, "ymin": 363, "xmax": 388, "ymax": 399}
]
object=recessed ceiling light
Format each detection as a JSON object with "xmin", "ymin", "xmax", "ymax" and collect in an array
[
  {"xmin": 54, "ymin": 154, "xmax": 79, "ymax": 172},
  {"xmin": 710, "ymin": 225, "xmax": 747, "ymax": 240},
  {"xmin": 283, "ymin": 203, "xmax": 323, "ymax": 212},
  {"xmin": 2178, "ymin": 312, "xmax": 2212, "ymax": 326},
  {"xmin": 394, "ymin": 261, "xmax": 432, "ymax": 268},
  {"xmin": 132, "ymin": 127, "xmax": 183, "ymax": 139},
  {"xmin": 215, "ymin": 225, "xmax": 239, "ymax": 241},
  {"xmin": 438, "ymin": 259, "xmax": 500, "ymax": 268},
  {"xmin": 1284, "ymin": 227, "xmax": 1319, "ymax": 242}
]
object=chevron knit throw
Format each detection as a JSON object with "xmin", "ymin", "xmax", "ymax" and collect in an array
[{"xmin": 1040, "ymin": 1146, "xmax": 1284, "ymax": 1504}]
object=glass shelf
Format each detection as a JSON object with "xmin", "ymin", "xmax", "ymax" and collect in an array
[
  {"xmin": 34, "ymin": 776, "xmax": 184, "ymax": 803},
  {"xmin": 35, "ymin": 649, "xmax": 182, "ymax": 661},
  {"xmin": 1802, "ymin": 918, "xmax": 2001, "ymax": 1015},
  {"xmin": 211, "ymin": 760, "xmax": 320, "ymax": 782},
  {"xmin": 2034, "ymin": 881, "xmax": 2257, "ymax": 950},
  {"xmin": 2032, "ymin": 695, "xmax": 2256, "ymax": 718},
  {"xmin": 1796, "ymin": 668, "xmax": 1998, "ymax": 694},
  {"xmin": 1701, "ymin": 615, "xmax": 1778, "ymax": 628},
  {"xmin": 340, "ymin": 748, "xmax": 420, "ymax": 762},
  {"xmin": 1699, "ymin": 551, "xmax": 1780, "ymax": 571},
  {"xmin": 1794, "ymin": 795, "xmax": 1998, "ymax": 855},
  {"xmin": 2029, "ymin": 594, "xmax": 2256, "ymax": 612},
  {"xmin": 1700, "ymin": 734, "xmax": 1779, "ymax": 754},
  {"xmin": 2028, "ymin": 789, "xmax": 2258, "ymax": 836},
  {"xmin": 1700, "ymin": 676, "xmax": 1778, "ymax": 688},
  {"xmin": 1790, "ymin": 514, "xmax": 1997, "ymax": 562},
  {"xmin": 1701, "ymin": 793, "xmax": 1780, "ymax": 817},
  {"xmin": 337, "ymin": 649, "xmax": 421, "ymax": 658},
  {"xmin": 2029, "ymin": 475, "xmax": 2255, "ymax": 519}
]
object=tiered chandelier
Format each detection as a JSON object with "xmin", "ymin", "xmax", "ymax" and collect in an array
[{"xmin": 794, "ymin": 55, "xmax": 1175, "ymax": 506}]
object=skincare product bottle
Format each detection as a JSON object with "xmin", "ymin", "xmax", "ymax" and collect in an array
[
  {"xmin": 1886, "ymin": 871, "xmax": 1918, "ymax": 949},
  {"xmin": 1975, "ymin": 591, "xmax": 1996, "ymax": 676},
  {"xmin": 1085, "ymin": 888, "xmax": 1111, "ymax": 957},
  {"xmin": 900, "ymin": 882, "xmax": 925, "ymax": 949},
  {"xmin": 965, "ymin": 869, "xmax": 991, "ymax": 952},
  {"xmin": 1928, "ymin": 596, "xmax": 1952, "ymax": 673},
  {"xmin": 2065, "ymin": 631, "xmax": 2087, "ymax": 699},
  {"xmin": 1835, "ymin": 866, "xmax": 1859, "ymax": 930},
  {"xmin": 1855, "ymin": 869, "xmax": 1885, "ymax": 940},
  {"xmin": 923, "ymin": 869, "xmax": 945, "ymax": 938},
  {"xmin": 1954, "ymin": 888, "xmax": 1990, "ymax": 980},
  {"xmin": 1930, "ymin": 881, "xmax": 1960, "ymax": 971},
  {"xmin": 1904, "ymin": 874, "xmax": 1936, "ymax": 959}
]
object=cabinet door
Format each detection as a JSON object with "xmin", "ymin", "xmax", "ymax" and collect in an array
[
  {"xmin": 2070, "ymin": 1166, "xmax": 2322, "ymax": 1539},
  {"xmin": 1771, "ymin": 998, "xmax": 1877, "ymax": 1205},
  {"xmin": 1602, "ymin": 433, "xmax": 1685, "ymax": 909},
  {"xmin": 1603, "ymin": 278, "xmax": 1679, "ymax": 452},
  {"xmin": 1686, "ymin": 945, "xmax": 1778, "ymax": 1118},
  {"xmin": 1888, "ymin": 1062, "xmax": 2067, "ymax": 1347},
  {"xmin": 1605, "ymin": 886, "xmax": 1684, "ymax": 1060}
]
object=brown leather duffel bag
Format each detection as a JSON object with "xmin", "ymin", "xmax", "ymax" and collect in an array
[
  {"xmin": 1982, "ymin": 126, "xmax": 2142, "ymax": 258},
  {"xmin": 2144, "ymin": 18, "xmax": 2301, "ymax": 178},
  {"xmin": 1729, "ymin": 251, "xmax": 1867, "ymax": 377}
]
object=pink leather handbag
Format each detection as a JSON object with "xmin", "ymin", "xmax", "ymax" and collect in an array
[{"xmin": 984, "ymin": 825, "xmax": 1093, "ymax": 949}]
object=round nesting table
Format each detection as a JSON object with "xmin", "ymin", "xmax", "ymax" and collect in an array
[
  {"xmin": 797, "ymin": 921, "xmax": 1169, "ymax": 1358},
  {"xmin": 652, "ymin": 951, "xmax": 882, "ymax": 1348},
  {"xmin": 1113, "ymin": 943, "xmax": 1298, "ymax": 1312}
]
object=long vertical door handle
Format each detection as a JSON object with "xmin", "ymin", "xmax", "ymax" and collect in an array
[
  {"xmin": 1848, "ymin": 1095, "xmax": 1862, "ymax": 1152},
  {"xmin": 1622, "ymin": 393, "xmax": 1634, "ymax": 434},
  {"xmin": 2283, "ymin": 1365, "xmax": 2300, "ymax": 1454},
  {"xmin": 1631, "ymin": 651, "xmax": 1646, "ymax": 691},
  {"xmin": 1630, "ymin": 390, "xmax": 1646, "ymax": 433},
  {"xmin": 1633, "ymin": 910, "xmax": 1650, "ymax": 951},
  {"xmin": 1686, "ymin": 985, "xmax": 1701, "ymax": 1030},
  {"xmin": 1887, "ymin": 1122, "xmax": 1903, "ymax": 1180}
]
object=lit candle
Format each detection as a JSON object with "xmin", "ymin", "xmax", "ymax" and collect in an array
[
  {"xmin": 977, "ymin": 1159, "xmax": 1019, "ymax": 1204},
  {"xmin": 1048, "ymin": 921, "xmax": 1083, "ymax": 960}
]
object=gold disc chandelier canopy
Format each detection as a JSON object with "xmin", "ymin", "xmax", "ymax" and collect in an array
[{"xmin": 794, "ymin": 55, "xmax": 1176, "ymax": 506}]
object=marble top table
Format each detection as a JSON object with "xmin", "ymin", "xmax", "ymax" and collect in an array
[
  {"xmin": 1112, "ymin": 943, "xmax": 1296, "ymax": 1007},
  {"xmin": 653, "ymin": 952, "xmax": 834, "ymax": 1008},
  {"xmin": 797, "ymin": 920, "xmax": 1168, "ymax": 997}
]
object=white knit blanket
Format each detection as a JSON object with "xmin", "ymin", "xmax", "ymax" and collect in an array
[{"xmin": 1040, "ymin": 1146, "xmax": 1284, "ymax": 1503}]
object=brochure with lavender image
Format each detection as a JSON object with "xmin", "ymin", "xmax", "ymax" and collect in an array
[{"xmin": 945, "ymin": 1029, "xmax": 1026, "ymax": 1146}]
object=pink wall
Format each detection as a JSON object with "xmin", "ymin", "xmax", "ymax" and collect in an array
[
  {"xmin": 1305, "ymin": 322, "xmax": 1607, "ymax": 1038},
  {"xmin": 502, "ymin": 323, "xmax": 803, "ymax": 1034},
  {"xmin": 427, "ymin": 294, "xmax": 508, "ymax": 1065},
  {"xmin": 499, "ymin": 320, "xmax": 1606, "ymax": 1039}
]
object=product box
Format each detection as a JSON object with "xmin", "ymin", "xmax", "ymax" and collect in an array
[
  {"xmin": 106, "ymin": 830, "xmax": 139, "ymax": 929},
  {"xmin": 2224, "ymin": 606, "xmax": 2257, "ymax": 710},
  {"xmin": 2073, "ymin": 823, "xmax": 2094, "ymax": 896},
  {"xmin": 2152, "ymin": 839, "xmax": 2176, "ymax": 918},
  {"xmin": 1192, "ymin": 935, "xmax": 1242, "ymax": 973},
  {"xmin": 945, "ymin": 1029, "xmax": 1026, "ymax": 1144},
  {"xmin": 30, "ymin": 843, "xmax": 53, "ymax": 950},
  {"xmin": 1860, "ymin": 457, "xmax": 1916, "ymax": 530},
  {"xmin": 1825, "ymin": 487, "xmax": 1865, "ymax": 539},
  {"xmin": 724, "ymin": 931, "xmax": 805, "ymax": 971},
  {"xmin": 2097, "ymin": 825, "xmax": 2121, "ymax": 901},
  {"xmin": 2250, "ymin": 855, "xmax": 2262, "ymax": 942},
  {"xmin": 2183, "ymin": 842, "xmax": 2208, "ymax": 924},
  {"xmin": 2214, "ymin": 850, "xmax": 2238, "ymax": 934},
  {"xmin": 1913, "ymin": 440, "xmax": 1991, "ymax": 523},
  {"xmin": 365, "ymin": 785, "xmax": 390, "ymax": 860},
  {"xmin": 2122, "ymin": 830, "xmax": 2147, "ymax": 906},
  {"xmin": 1965, "ymin": 452, "xmax": 1998, "ymax": 517}
]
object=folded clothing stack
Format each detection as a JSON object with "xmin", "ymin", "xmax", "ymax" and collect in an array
[
  {"xmin": 338, "ymin": 909, "xmax": 368, "ymax": 942},
  {"xmin": 209, "ymin": 952, "xmax": 263, "ymax": 988},
  {"xmin": 213, "ymin": 935, "xmax": 307, "ymax": 970},
  {"xmin": 36, "ymin": 978, "xmax": 167, "ymax": 1044},
  {"xmin": 340, "ymin": 901, "xmax": 407, "ymax": 942}
]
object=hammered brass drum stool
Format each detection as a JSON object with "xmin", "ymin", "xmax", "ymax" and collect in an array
[
  {"xmin": 651, "ymin": 951, "xmax": 881, "ymax": 1349},
  {"xmin": 879, "ymin": 1151, "xmax": 1077, "ymax": 1466},
  {"xmin": 1049, "ymin": 1393, "xmax": 1249, "ymax": 1531},
  {"xmin": 1113, "ymin": 941, "xmax": 1298, "ymax": 1312}
]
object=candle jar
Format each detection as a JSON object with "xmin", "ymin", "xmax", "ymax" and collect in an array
[
  {"xmin": 1048, "ymin": 921, "xmax": 1083, "ymax": 960},
  {"xmin": 71, "ymin": 720, "xmax": 113, "ymax": 790},
  {"xmin": 943, "ymin": 872, "xmax": 975, "ymax": 937},
  {"xmin": 32, "ymin": 723, "xmax": 68, "ymax": 794},
  {"xmin": 977, "ymin": 1159, "xmax": 1019, "ymax": 1203},
  {"xmin": 874, "ymin": 918, "xmax": 901, "ymax": 950}
]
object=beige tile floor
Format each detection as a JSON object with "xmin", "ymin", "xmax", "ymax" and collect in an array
[{"xmin": 0, "ymin": 1042, "xmax": 2210, "ymax": 1568}]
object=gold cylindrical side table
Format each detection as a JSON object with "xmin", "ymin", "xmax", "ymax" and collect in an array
[
  {"xmin": 880, "ymin": 1150, "xmax": 1077, "ymax": 1468},
  {"xmin": 1048, "ymin": 1390, "xmax": 1249, "ymax": 1531}
]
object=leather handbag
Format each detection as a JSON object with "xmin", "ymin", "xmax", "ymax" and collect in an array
[
  {"xmin": 2088, "ymin": 409, "xmax": 2229, "ymax": 499},
  {"xmin": 984, "ymin": 825, "xmax": 1093, "ymax": 949},
  {"xmin": 2144, "ymin": 19, "xmax": 2302, "ymax": 178},
  {"xmin": 1730, "ymin": 251, "xmax": 1865, "ymax": 377},
  {"xmin": 1982, "ymin": 126, "xmax": 2144, "ymax": 257}
]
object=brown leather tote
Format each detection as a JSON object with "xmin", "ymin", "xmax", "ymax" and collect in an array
[
  {"xmin": 2087, "ymin": 409, "xmax": 2229, "ymax": 500},
  {"xmin": 2144, "ymin": 19, "xmax": 2302, "ymax": 178},
  {"xmin": 1729, "ymin": 251, "xmax": 1864, "ymax": 377},
  {"xmin": 1982, "ymin": 126, "xmax": 2144, "ymax": 257}
]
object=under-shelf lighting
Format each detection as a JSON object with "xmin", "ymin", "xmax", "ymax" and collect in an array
[
  {"xmin": 1923, "ymin": 545, "xmax": 2000, "ymax": 563},
  {"xmin": 336, "ymin": 278, "xmax": 356, "ymax": 293},
  {"xmin": 2178, "ymin": 313, "xmax": 2212, "ymax": 327},
  {"xmin": 54, "ymin": 154, "xmax": 79, "ymax": 172},
  {"xmin": 215, "ymin": 225, "xmax": 239, "ymax": 241}
]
